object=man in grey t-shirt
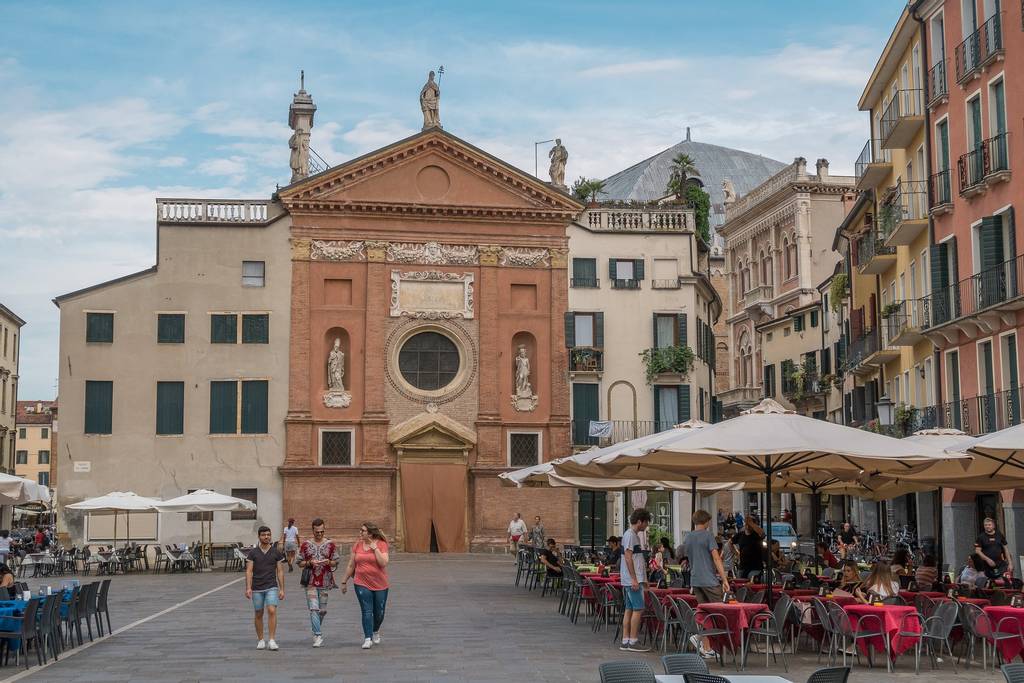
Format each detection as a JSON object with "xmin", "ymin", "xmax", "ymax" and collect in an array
[{"xmin": 682, "ymin": 509, "xmax": 729, "ymax": 659}]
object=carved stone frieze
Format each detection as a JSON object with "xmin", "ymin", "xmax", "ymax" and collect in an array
[
  {"xmin": 478, "ymin": 245, "xmax": 502, "ymax": 266},
  {"xmin": 310, "ymin": 240, "xmax": 365, "ymax": 261},
  {"xmin": 386, "ymin": 241, "xmax": 478, "ymax": 265},
  {"xmin": 499, "ymin": 247, "xmax": 550, "ymax": 268}
]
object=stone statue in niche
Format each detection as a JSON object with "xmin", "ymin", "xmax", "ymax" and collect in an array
[
  {"xmin": 511, "ymin": 345, "xmax": 539, "ymax": 412},
  {"xmin": 323, "ymin": 338, "xmax": 352, "ymax": 408},
  {"xmin": 722, "ymin": 178, "xmax": 737, "ymax": 205}
]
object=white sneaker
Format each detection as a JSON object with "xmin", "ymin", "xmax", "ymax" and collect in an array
[
  {"xmin": 268, "ymin": 639, "xmax": 279, "ymax": 651},
  {"xmin": 361, "ymin": 638, "xmax": 373, "ymax": 649},
  {"xmin": 256, "ymin": 639, "xmax": 266, "ymax": 650},
  {"xmin": 372, "ymin": 631, "xmax": 381, "ymax": 644},
  {"xmin": 312, "ymin": 635, "xmax": 323, "ymax": 648},
  {"xmin": 688, "ymin": 634, "xmax": 702, "ymax": 651}
]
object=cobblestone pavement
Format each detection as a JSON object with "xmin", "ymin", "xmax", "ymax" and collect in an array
[{"xmin": 2, "ymin": 555, "xmax": 1004, "ymax": 682}]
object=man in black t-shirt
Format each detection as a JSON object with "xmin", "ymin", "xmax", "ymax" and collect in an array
[
  {"xmin": 245, "ymin": 526, "xmax": 286, "ymax": 650},
  {"xmin": 539, "ymin": 538, "xmax": 563, "ymax": 577},
  {"xmin": 973, "ymin": 517, "xmax": 1010, "ymax": 586},
  {"xmin": 731, "ymin": 515, "xmax": 765, "ymax": 579},
  {"xmin": 838, "ymin": 522, "xmax": 859, "ymax": 559}
]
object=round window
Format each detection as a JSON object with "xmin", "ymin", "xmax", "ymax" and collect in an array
[{"xmin": 397, "ymin": 331, "xmax": 460, "ymax": 391}]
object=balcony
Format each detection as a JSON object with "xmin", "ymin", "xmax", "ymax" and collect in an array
[
  {"xmin": 856, "ymin": 231, "xmax": 896, "ymax": 275},
  {"xmin": 929, "ymin": 169, "xmax": 953, "ymax": 215},
  {"xmin": 569, "ymin": 347, "xmax": 603, "ymax": 374},
  {"xmin": 570, "ymin": 277, "xmax": 600, "ymax": 288},
  {"xmin": 924, "ymin": 252, "xmax": 1024, "ymax": 339},
  {"xmin": 915, "ymin": 386, "xmax": 1022, "ymax": 436},
  {"xmin": 743, "ymin": 284, "xmax": 774, "ymax": 308},
  {"xmin": 880, "ymin": 89, "xmax": 925, "ymax": 149},
  {"xmin": 926, "ymin": 60, "xmax": 948, "ymax": 108},
  {"xmin": 848, "ymin": 328, "xmax": 900, "ymax": 374},
  {"xmin": 719, "ymin": 386, "xmax": 763, "ymax": 412},
  {"xmin": 782, "ymin": 369, "xmax": 827, "ymax": 403},
  {"xmin": 583, "ymin": 205, "xmax": 691, "ymax": 232},
  {"xmin": 652, "ymin": 278, "xmax": 681, "ymax": 290},
  {"xmin": 611, "ymin": 278, "xmax": 642, "ymax": 290},
  {"xmin": 959, "ymin": 133, "xmax": 1011, "ymax": 196},
  {"xmin": 881, "ymin": 180, "xmax": 928, "ymax": 246},
  {"xmin": 955, "ymin": 14, "xmax": 1004, "ymax": 84},
  {"xmin": 156, "ymin": 199, "xmax": 274, "ymax": 225},
  {"xmin": 854, "ymin": 139, "xmax": 892, "ymax": 190},
  {"xmin": 882, "ymin": 299, "xmax": 930, "ymax": 346},
  {"xmin": 571, "ymin": 419, "xmax": 664, "ymax": 447}
]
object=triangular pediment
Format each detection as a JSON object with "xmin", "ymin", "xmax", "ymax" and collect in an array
[
  {"xmin": 278, "ymin": 128, "xmax": 582, "ymax": 216},
  {"xmin": 387, "ymin": 411, "xmax": 477, "ymax": 450}
]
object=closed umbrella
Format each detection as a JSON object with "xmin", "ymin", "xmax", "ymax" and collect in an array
[
  {"xmin": 154, "ymin": 489, "xmax": 257, "ymax": 566},
  {"xmin": 66, "ymin": 492, "xmax": 162, "ymax": 548}
]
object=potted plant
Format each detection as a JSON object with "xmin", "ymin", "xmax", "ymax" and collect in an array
[
  {"xmin": 639, "ymin": 345, "xmax": 695, "ymax": 384},
  {"xmin": 881, "ymin": 302, "xmax": 901, "ymax": 319}
]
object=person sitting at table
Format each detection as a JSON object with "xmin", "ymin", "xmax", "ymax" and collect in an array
[
  {"xmin": 648, "ymin": 540, "xmax": 668, "ymax": 587},
  {"xmin": 815, "ymin": 542, "xmax": 839, "ymax": 570},
  {"xmin": 836, "ymin": 560, "xmax": 862, "ymax": 594},
  {"xmin": 538, "ymin": 538, "xmax": 562, "ymax": 577},
  {"xmin": 769, "ymin": 540, "xmax": 793, "ymax": 573},
  {"xmin": 658, "ymin": 537, "xmax": 674, "ymax": 564},
  {"xmin": 958, "ymin": 554, "xmax": 983, "ymax": 588},
  {"xmin": 914, "ymin": 554, "xmax": 939, "ymax": 590},
  {"xmin": 890, "ymin": 548, "xmax": 911, "ymax": 576},
  {"xmin": 605, "ymin": 536, "xmax": 622, "ymax": 568},
  {"xmin": 855, "ymin": 562, "xmax": 899, "ymax": 603},
  {"xmin": 0, "ymin": 563, "xmax": 14, "ymax": 590}
]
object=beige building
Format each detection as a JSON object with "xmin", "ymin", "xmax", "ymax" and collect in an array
[
  {"xmin": 15, "ymin": 401, "xmax": 55, "ymax": 487},
  {"xmin": 0, "ymin": 305, "xmax": 24, "ymax": 478},
  {"xmin": 566, "ymin": 202, "xmax": 722, "ymax": 542},
  {"xmin": 718, "ymin": 158, "xmax": 856, "ymax": 417},
  {"xmin": 54, "ymin": 199, "xmax": 291, "ymax": 545}
]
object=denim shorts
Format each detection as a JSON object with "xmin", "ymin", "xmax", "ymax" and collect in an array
[
  {"xmin": 252, "ymin": 588, "xmax": 279, "ymax": 611},
  {"xmin": 623, "ymin": 585, "xmax": 645, "ymax": 611}
]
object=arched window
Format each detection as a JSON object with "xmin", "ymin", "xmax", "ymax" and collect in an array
[
  {"xmin": 782, "ymin": 238, "xmax": 791, "ymax": 280},
  {"xmin": 738, "ymin": 331, "xmax": 752, "ymax": 386},
  {"xmin": 789, "ymin": 236, "xmax": 798, "ymax": 278}
]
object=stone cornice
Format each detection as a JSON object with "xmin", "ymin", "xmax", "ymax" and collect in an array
[
  {"xmin": 720, "ymin": 182, "xmax": 853, "ymax": 240},
  {"xmin": 283, "ymin": 200, "xmax": 577, "ymax": 224}
]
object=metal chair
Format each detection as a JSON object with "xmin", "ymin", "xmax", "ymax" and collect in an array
[
  {"xmin": 644, "ymin": 592, "xmax": 671, "ymax": 652},
  {"xmin": 674, "ymin": 600, "xmax": 733, "ymax": 666},
  {"xmin": 1002, "ymin": 663, "xmax": 1024, "ymax": 683},
  {"xmin": 35, "ymin": 594, "xmax": 60, "ymax": 663},
  {"xmin": 827, "ymin": 603, "xmax": 889, "ymax": 671},
  {"xmin": 97, "ymin": 578, "xmax": 112, "ymax": 635},
  {"xmin": 662, "ymin": 653, "xmax": 709, "ymax": 675},
  {"xmin": 960, "ymin": 601, "xmax": 1021, "ymax": 670},
  {"xmin": 899, "ymin": 599, "xmax": 957, "ymax": 673},
  {"xmin": 681, "ymin": 673, "xmax": 730, "ymax": 683},
  {"xmin": 77, "ymin": 581, "xmax": 99, "ymax": 642},
  {"xmin": 597, "ymin": 660, "xmax": 656, "ymax": 683},
  {"xmin": 743, "ymin": 593, "xmax": 792, "ymax": 671},
  {"xmin": 811, "ymin": 599, "xmax": 838, "ymax": 664},
  {"xmin": 61, "ymin": 585, "xmax": 82, "ymax": 647},
  {"xmin": 805, "ymin": 665, "xmax": 851, "ymax": 683}
]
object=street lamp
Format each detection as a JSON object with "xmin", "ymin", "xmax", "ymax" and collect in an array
[
  {"xmin": 875, "ymin": 394, "xmax": 895, "ymax": 427},
  {"xmin": 534, "ymin": 139, "xmax": 555, "ymax": 178}
]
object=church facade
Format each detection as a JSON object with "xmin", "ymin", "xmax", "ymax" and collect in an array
[{"xmin": 279, "ymin": 128, "xmax": 582, "ymax": 551}]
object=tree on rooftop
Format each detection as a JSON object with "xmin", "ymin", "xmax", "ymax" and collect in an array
[
  {"xmin": 571, "ymin": 176, "xmax": 606, "ymax": 203},
  {"xmin": 666, "ymin": 154, "xmax": 699, "ymax": 200}
]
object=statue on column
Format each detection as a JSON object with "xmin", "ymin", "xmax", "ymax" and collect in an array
[
  {"xmin": 548, "ymin": 139, "xmax": 568, "ymax": 188},
  {"xmin": 420, "ymin": 70, "xmax": 441, "ymax": 130},
  {"xmin": 288, "ymin": 70, "xmax": 317, "ymax": 183},
  {"xmin": 722, "ymin": 178, "xmax": 737, "ymax": 205},
  {"xmin": 511, "ymin": 345, "xmax": 538, "ymax": 412},
  {"xmin": 323, "ymin": 338, "xmax": 351, "ymax": 408},
  {"xmin": 289, "ymin": 132, "xmax": 303, "ymax": 181}
]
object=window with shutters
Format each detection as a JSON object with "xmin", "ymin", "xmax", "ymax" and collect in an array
[
  {"xmin": 571, "ymin": 383, "xmax": 600, "ymax": 445},
  {"xmin": 242, "ymin": 261, "xmax": 265, "ymax": 287},
  {"xmin": 84, "ymin": 380, "xmax": 113, "ymax": 434},
  {"xmin": 508, "ymin": 432, "xmax": 541, "ymax": 467},
  {"xmin": 810, "ymin": 310, "xmax": 819, "ymax": 328},
  {"xmin": 654, "ymin": 314, "xmax": 677, "ymax": 348},
  {"xmin": 653, "ymin": 385, "xmax": 689, "ymax": 431},
  {"xmin": 38, "ymin": 472, "xmax": 49, "ymax": 487},
  {"xmin": 571, "ymin": 258, "xmax": 599, "ymax": 288},
  {"xmin": 210, "ymin": 379, "xmax": 268, "ymax": 435},
  {"xmin": 38, "ymin": 450, "xmax": 49, "ymax": 465},
  {"xmin": 209, "ymin": 381, "xmax": 238, "ymax": 434},
  {"xmin": 241, "ymin": 380, "xmax": 268, "ymax": 433},
  {"xmin": 156, "ymin": 381, "xmax": 185, "ymax": 435},
  {"xmin": 40, "ymin": 427, "xmax": 48, "ymax": 439},
  {"xmin": 320, "ymin": 429, "xmax": 354, "ymax": 466},
  {"xmin": 18, "ymin": 428, "xmax": 24, "ymax": 439},
  {"xmin": 211, "ymin": 314, "xmax": 238, "ymax": 343},
  {"xmin": 763, "ymin": 364, "xmax": 776, "ymax": 397},
  {"xmin": 15, "ymin": 451, "xmax": 26, "ymax": 465},
  {"xmin": 230, "ymin": 488, "xmax": 258, "ymax": 520},
  {"xmin": 793, "ymin": 315, "xmax": 804, "ymax": 332},
  {"xmin": 241, "ymin": 314, "xmax": 269, "ymax": 344},
  {"xmin": 610, "ymin": 258, "xmax": 643, "ymax": 289},
  {"xmin": 157, "ymin": 314, "xmax": 185, "ymax": 343},
  {"xmin": 86, "ymin": 312, "xmax": 114, "ymax": 343},
  {"xmin": 574, "ymin": 313, "xmax": 595, "ymax": 347}
]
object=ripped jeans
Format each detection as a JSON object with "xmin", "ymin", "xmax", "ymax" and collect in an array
[{"xmin": 305, "ymin": 587, "xmax": 329, "ymax": 636}]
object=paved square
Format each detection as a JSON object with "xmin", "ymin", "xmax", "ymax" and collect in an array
[{"xmin": 4, "ymin": 555, "xmax": 1000, "ymax": 682}]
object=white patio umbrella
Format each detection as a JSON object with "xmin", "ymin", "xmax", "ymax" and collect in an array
[
  {"xmin": 65, "ymin": 492, "xmax": 162, "ymax": 548},
  {"xmin": 888, "ymin": 423, "xmax": 1024, "ymax": 490},
  {"xmin": 154, "ymin": 489, "xmax": 257, "ymax": 563},
  {"xmin": 557, "ymin": 399, "xmax": 961, "ymax": 604},
  {"xmin": 498, "ymin": 455, "xmax": 740, "ymax": 493},
  {"xmin": 0, "ymin": 473, "xmax": 51, "ymax": 505}
]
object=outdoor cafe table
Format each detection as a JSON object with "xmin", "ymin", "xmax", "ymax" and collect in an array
[
  {"xmin": 695, "ymin": 602, "xmax": 767, "ymax": 660},
  {"xmin": 982, "ymin": 605, "xmax": 1024, "ymax": 662},
  {"xmin": 649, "ymin": 588, "xmax": 697, "ymax": 607},
  {"xmin": 657, "ymin": 677, "xmax": 793, "ymax": 683},
  {"xmin": 899, "ymin": 590, "xmax": 946, "ymax": 602},
  {"xmin": 0, "ymin": 592, "xmax": 73, "ymax": 648},
  {"xmin": 845, "ymin": 604, "xmax": 920, "ymax": 660}
]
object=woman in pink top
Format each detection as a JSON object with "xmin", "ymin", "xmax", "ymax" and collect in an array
[{"xmin": 341, "ymin": 521, "xmax": 390, "ymax": 650}]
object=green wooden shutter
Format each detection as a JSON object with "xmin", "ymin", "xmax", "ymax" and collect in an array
[
  {"xmin": 677, "ymin": 313, "xmax": 687, "ymax": 348},
  {"xmin": 980, "ymin": 215, "xmax": 1006, "ymax": 308},
  {"xmin": 634, "ymin": 259, "xmax": 645, "ymax": 281},
  {"xmin": 948, "ymin": 236, "xmax": 960, "ymax": 318},
  {"xmin": 594, "ymin": 312, "xmax": 604, "ymax": 348},
  {"xmin": 157, "ymin": 314, "xmax": 185, "ymax": 343},
  {"xmin": 794, "ymin": 315, "xmax": 804, "ymax": 332},
  {"xmin": 86, "ymin": 313, "xmax": 114, "ymax": 343},
  {"xmin": 156, "ymin": 381, "xmax": 184, "ymax": 435},
  {"xmin": 563, "ymin": 312, "xmax": 575, "ymax": 348},
  {"xmin": 930, "ymin": 242, "xmax": 950, "ymax": 324},
  {"xmin": 211, "ymin": 314, "xmax": 238, "ymax": 343},
  {"xmin": 810, "ymin": 310, "xmax": 819, "ymax": 328},
  {"xmin": 84, "ymin": 380, "xmax": 113, "ymax": 434},
  {"xmin": 653, "ymin": 387, "xmax": 661, "ymax": 430},
  {"xmin": 1007, "ymin": 209, "xmax": 1018, "ymax": 298},
  {"xmin": 652, "ymin": 314, "xmax": 659, "ymax": 347},
  {"xmin": 242, "ymin": 314, "xmax": 270, "ymax": 344},
  {"xmin": 609, "ymin": 259, "xmax": 618, "ymax": 281},
  {"xmin": 763, "ymin": 364, "xmax": 773, "ymax": 397},
  {"xmin": 572, "ymin": 383, "xmax": 600, "ymax": 445},
  {"xmin": 209, "ymin": 381, "xmax": 238, "ymax": 434},
  {"xmin": 241, "ymin": 380, "xmax": 269, "ymax": 434},
  {"xmin": 678, "ymin": 385, "xmax": 691, "ymax": 422}
]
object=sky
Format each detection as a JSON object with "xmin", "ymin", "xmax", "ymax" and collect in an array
[{"xmin": 0, "ymin": 1, "xmax": 902, "ymax": 399}]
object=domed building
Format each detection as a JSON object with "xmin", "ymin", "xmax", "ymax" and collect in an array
[{"xmin": 600, "ymin": 128, "xmax": 787, "ymax": 253}]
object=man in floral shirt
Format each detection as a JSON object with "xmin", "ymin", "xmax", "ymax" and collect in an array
[{"xmin": 299, "ymin": 518, "xmax": 339, "ymax": 648}]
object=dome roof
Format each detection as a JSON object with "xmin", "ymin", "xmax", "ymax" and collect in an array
[{"xmin": 601, "ymin": 135, "xmax": 786, "ymax": 250}]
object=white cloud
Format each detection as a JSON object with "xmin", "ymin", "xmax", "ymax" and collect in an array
[
  {"xmin": 766, "ymin": 43, "xmax": 875, "ymax": 87},
  {"xmin": 579, "ymin": 58, "xmax": 688, "ymax": 78},
  {"xmin": 157, "ymin": 155, "xmax": 187, "ymax": 167},
  {"xmin": 198, "ymin": 156, "xmax": 247, "ymax": 176}
]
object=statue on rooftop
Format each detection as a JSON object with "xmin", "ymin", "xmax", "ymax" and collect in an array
[
  {"xmin": 420, "ymin": 70, "xmax": 441, "ymax": 130},
  {"xmin": 722, "ymin": 178, "xmax": 737, "ymax": 205},
  {"xmin": 548, "ymin": 139, "xmax": 568, "ymax": 188}
]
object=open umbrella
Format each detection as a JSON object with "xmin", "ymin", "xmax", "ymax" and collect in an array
[
  {"xmin": 876, "ymin": 426, "xmax": 1024, "ymax": 490},
  {"xmin": 154, "ymin": 489, "xmax": 257, "ymax": 566},
  {"xmin": 0, "ymin": 473, "xmax": 50, "ymax": 506},
  {"xmin": 558, "ymin": 399, "xmax": 961, "ymax": 605},
  {"xmin": 66, "ymin": 492, "xmax": 162, "ymax": 548}
]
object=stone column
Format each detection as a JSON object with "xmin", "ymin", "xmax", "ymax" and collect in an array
[
  {"xmin": 795, "ymin": 493, "xmax": 812, "ymax": 537},
  {"xmin": 285, "ymin": 238, "xmax": 313, "ymax": 467},
  {"xmin": 795, "ymin": 197, "xmax": 813, "ymax": 290},
  {"xmin": 362, "ymin": 241, "xmax": 390, "ymax": 464},
  {"xmin": 547, "ymin": 248, "xmax": 571, "ymax": 462},
  {"xmin": 942, "ymin": 493, "xmax": 977, "ymax": 572},
  {"xmin": 475, "ymin": 246, "xmax": 502, "ymax": 467}
]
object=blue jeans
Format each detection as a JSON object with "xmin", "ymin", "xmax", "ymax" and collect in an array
[
  {"xmin": 305, "ymin": 587, "xmax": 329, "ymax": 636},
  {"xmin": 251, "ymin": 588, "xmax": 279, "ymax": 611},
  {"xmin": 353, "ymin": 585, "xmax": 388, "ymax": 639}
]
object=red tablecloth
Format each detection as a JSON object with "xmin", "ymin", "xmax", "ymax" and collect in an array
[
  {"xmin": 785, "ymin": 589, "xmax": 820, "ymax": 598},
  {"xmin": 820, "ymin": 595, "xmax": 860, "ymax": 606},
  {"xmin": 949, "ymin": 597, "xmax": 991, "ymax": 607},
  {"xmin": 899, "ymin": 591, "xmax": 946, "ymax": 602},
  {"xmin": 653, "ymin": 589, "xmax": 698, "ymax": 607},
  {"xmin": 696, "ymin": 602, "xmax": 767, "ymax": 652},
  {"xmin": 983, "ymin": 606, "xmax": 1024, "ymax": 662},
  {"xmin": 845, "ymin": 604, "xmax": 920, "ymax": 658}
]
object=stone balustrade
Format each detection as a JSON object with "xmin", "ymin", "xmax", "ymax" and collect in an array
[
  {"xmin": 156, "ymin": 199, "xmax": 272, "ymax": 224},
  {"xmin": 582, "ymin": 206, "xmax": 691, "ymax": 232}
]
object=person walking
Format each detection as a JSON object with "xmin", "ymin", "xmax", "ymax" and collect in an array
[
  {"xmin": 507, "ymin": 512, "xmax": 527, "ymax": 554},
  {"xmin": 245, "ymin": 525, "xmax": 285, "ymax": 651},
  {"xmin": 298, "ymin": 518, "xmax": 339, "ymax": 648},
  {"xmin": 530, "ymin": 515, "xmax": 546, "ymax": 547},
  {"xmin": 731, "ymin": 514, "xmax": 765, "ymax": 580},
  {"xmin": 0, "ymin": 531, "xmax": 10, "ymax": 567},
  {"xmin": 619, "ymin": 508, "xmax": 652, "ymax": 652},
  {"xmin": 341, "ymin": 521, "xmax": 390, "ymax": 650},
  {"xmin": 281, "ymin": 518, "xmax": 301, "ymax": 573},
  {"xmin": 684, "ymin": 509, "xmax": 729, "ymax": 659}
]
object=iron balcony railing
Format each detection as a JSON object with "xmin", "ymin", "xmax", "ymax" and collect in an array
[
  {"xmin": 570, "ymin": 419, "xmax": 665, "ymax": 447},
  {"xmin": 782, "ymin": 370, "xmax": 826, "ymax": 399},
  {"xmin": 848, "ymin": 328, "xmax": 880, "ymax": 369},
  {"xmin": 854, "ymin": 139, "xmax": 892, "ymax": 184},
  {"xmin": 955, "ymin": 13, "xmax": 1004, "ymax": 83},
  {"xmin": 570, "ymin": 277, "xmax": 600, "ymax": 288},
  {"xmin": 882, "ymin": 299, "xmax": 931, "ymax": 344},
  {"xmin": 880, "ymin": 89, "xmax": 924, "ymax": 142},
  {"xmin": 959, "ymin": 132, "xmax": 1011, "ymax": 194},
  {"xmin": 568, "ymin": 347, "xmax": 603, "ymax": 372},
  {"xmin": 925, "ymin": 252, "xmax": 1024, "ymax": 328},
  {"xmin": 926, "ymin": 60, "xmax": 948, "ymax": 106},
  {"xmin": 856, "ymin": 230, "xmax": 896, "ymax": 267},
  {"xmin": 914, "ymin": 386, "xmax": 1023, "ymax": 435},
  {"xmin": 929, "ymin": 169, "xmax": 953, "ymax": 207},
  {"xmin": 652, "ymin": 279, "xmax": 682, "ymax": 290},
  {"xmin": 880, "ymin": 180, "xmax": 928, "ymax": 234}
]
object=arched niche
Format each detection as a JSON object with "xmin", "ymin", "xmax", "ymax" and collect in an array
[
  {"xmin": 323, "ymin": 327, "xmax": 351, "ymax": 392},
  {"xmin": 510, "ymin": 331, "xmax": 537, "ymax": 394}
]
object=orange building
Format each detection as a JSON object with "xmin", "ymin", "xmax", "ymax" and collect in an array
[{"xmin": 279, "ymin": 128, "xmax": 582, "ymax": 551}]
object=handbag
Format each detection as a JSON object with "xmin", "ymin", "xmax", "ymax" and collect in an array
[{"xmin": 300, "ymin": 565, "xmax": 312, "ymax": 587}]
